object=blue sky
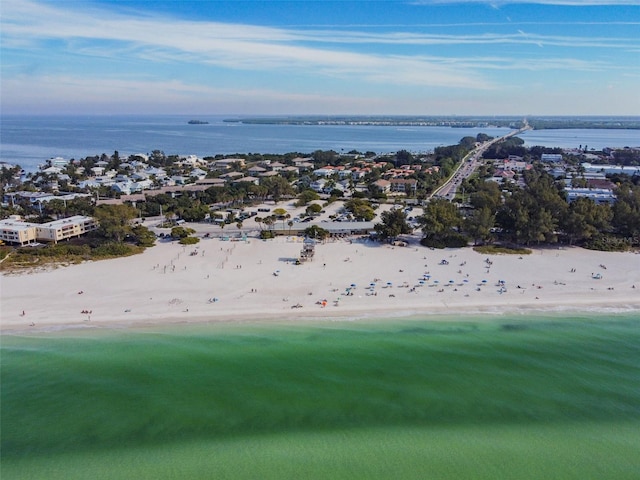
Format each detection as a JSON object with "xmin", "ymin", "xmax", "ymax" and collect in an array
[{"xmin": 1, "ymin": 0, "xmax": 639, "ymax": 115}]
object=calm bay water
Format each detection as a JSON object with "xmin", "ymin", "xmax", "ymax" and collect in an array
[
  {"xmin": 2, "ymin": 313, "xmax": 639, "ymax": 479},
  {"xmin": 2, "ymin": 115, "xmax": 639, "ymax": 172}
]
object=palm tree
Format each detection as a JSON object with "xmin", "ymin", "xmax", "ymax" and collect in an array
[
  {"xmin": 254, "ymin": 216, "xmax": 263, "ymax": 231},
  {"xmin": 287, "ymin": 220, "xmax": 294, "ymax": 236},
  {"xmin": 273, "ymin": 207, "xmax": 288, "ymax": 231},
  {"xmin": 263, "ymin": 215, "xmax": 275, "ymax": 232}
]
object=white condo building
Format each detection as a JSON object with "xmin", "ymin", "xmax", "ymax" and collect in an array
[{"xmin": 0, "ymin": 216, "xmax": 98, "ymax": 246}]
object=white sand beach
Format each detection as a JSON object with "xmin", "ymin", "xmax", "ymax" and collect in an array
[{"xmin": 2, "ymin": 233, "xmax": 639, "ymax": 332}]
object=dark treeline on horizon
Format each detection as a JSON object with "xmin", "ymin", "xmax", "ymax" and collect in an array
[{"xmin": 225, "ymin": 116, "xmax": 640, "ymax": 130}]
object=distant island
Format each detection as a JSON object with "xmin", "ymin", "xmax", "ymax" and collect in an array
[
  {"xmin": 187, "ymin": 120, "xmax": 209, "ymax": 125},
  {"xmin": 224, "ymin": 116, "xmax": 640, "ymax": 130}
]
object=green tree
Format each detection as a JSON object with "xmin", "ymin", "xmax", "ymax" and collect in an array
[
  {"xmin": 312, "ymin": 150, "xmax": 338, "ymax": 165},
  {"xmin": 374, "ymin": 209, "xmax": 412, "ymax": 241},
  {"xmin": 306, "ymin": 203, "xmax": 322, "ymax": 216},
  {"xmin": 261, "ymin": 176, "xmax": 294, "ymax": 202},
  {"xmin": 131, "ymin": 225, "xmax": 156, "ymax": 247},
  {"xmin": 496, "ymin": 168, "xmax": 568, "ymax": 245},
  {"xmin": 419, "ymin": 199, "xmax": 462, "ymax": 237},
  {"xmin": 418, "ymin": 199, "xmax": 467, "ymax": 247},
  {"xmin": 612, "ymin": 185, "xmax": 640, "ymax": 238},
  {"xmin": 179, "ymin": 236, "xmax": 200, "ymax": 245},
  {"xmin": 181, "ymin": 204, "xmax": 209, "ymax": 222},
  {"xmin": 93, "ymin": 204, "xmax": 137, "ymax": 242},
  {"xmin": 561, "ymin": 198, "xmax": 612, "ymax": 245},
  {"xmin": 262, "ymin": 215, "xmax": 275, "ymax": 231},
  {"xmin": 273, "ymin": 208, "xmax": 288, "ymax": 231},
  {"xmin": 469, "ymin": 181, "xmax": 502, "ymax": 211},
  {"xmin": 170, "ymin": 226, "xmax": 195, "ymax": 239},
  {"xmin": 395, "ymin": 150, "xmax": 413, "ymax": 165},
  {"xmin": 344, "ymin": 198, "xmax": 375, "ymax": 221},
  {"xmin": 304, "ymin": 225, "xmax": 329, "ymax": 240},
  {"xmin": 464, "ymin": 207, "xmax": 496, "ymax": 245},
  {"xmin": 296, "ymin": 189, "xmax": 320, "ymax": 206},
  {"xmin": 45, "ymin": 199, "xmax": 67, "ymax": 219}
]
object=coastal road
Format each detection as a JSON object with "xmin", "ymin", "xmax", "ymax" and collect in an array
[{"xmin": 430, "ymin": 121, "xmax": 531, "ymax": 201}]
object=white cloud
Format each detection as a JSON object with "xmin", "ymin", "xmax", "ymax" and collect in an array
[
  {"xmin": 0, "ymin": 0, "xmax": 489, "ymax": 89},
  {"xmin": 2, "ymin": 0, "xmax": 632, "ymax": 91},
  {"xmin": 0, "ymin": 75, "xmax": 393, "ymax": 115},
  {"xmin": 2, "ymin": 0, "xmax": 637, "ymax": 115},
  {"xmin": 3, "ymin": 71, "xmax": 638, "ymax": 115}
]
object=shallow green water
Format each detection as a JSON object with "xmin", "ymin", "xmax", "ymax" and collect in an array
[{"xmin": 2, "ymin": 314, "xmax": 640, "ymax": 479}]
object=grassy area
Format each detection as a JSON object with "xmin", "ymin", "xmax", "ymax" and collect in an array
[
  {"xmin": 0, "ymin": 241, "xmax": 146, "ymax": 273},
  {"xmin": 473, "ymin": 244, "xmax": 532, "ymax": 255}
]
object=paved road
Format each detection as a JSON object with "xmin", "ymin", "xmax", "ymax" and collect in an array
[{"xmin": 431, "ymin": 122, "xmax": 531, "ymax": 201}]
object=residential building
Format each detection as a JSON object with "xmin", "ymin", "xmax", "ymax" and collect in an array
[
  {"xmin": 565, "ymin": 187, "xmax": 616, "ymax": 205},
  {"xmin": 581, "ymin": 163, "xmax": 640, "ymax": 176},
  {"xmin": 541, "ymin": 154, "xmax": 563, "ymax": 163},
  {"xmin": 233, "ymin": 176, "xmax": 259, "ymax": 186},
  {"xmin": 389, "ymin": 178, "xmax": 418, "ymax": 195},
  {"xmin": 209, "ymin": 158, "xmax": 245, "ymax": 171},
  {"xmin": 247, "ymin": 166, "xmax": 267, "ymax": 176},
  {"xmin": 35, "ymin": 216, "xmax": 98, "ymax": 243},
  {"xmin": 0, "ymin": 215, "xmax": 97, "ymax": 245},
  {"xmin": 0, "ymin": 217, "xmax": 38, "ymax": 246},
  {"xmin": 372, "ymin": 179, "xmax": 391, "ymax": 193},
  {"xmin": 195, "ymin": 178, "xmax": 226, "ymax": 187}
]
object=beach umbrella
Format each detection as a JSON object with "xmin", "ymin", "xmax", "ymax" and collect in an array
[
  {"xmin": 463, "ymin": 279, "xmax": 469, "ymax": 283},
  {"xmin": 482, "ymin": 279, "xmax": 487, "ymax": 284},
  {"xmin": 370, "ymin": 282, "xmax": 376, "ymax": 287},
  {"xmin": 386, "ymin": 282, "xmax": 392, "ymax": 286},
  {"xmin": 433, "ymin": 280, "xmax": 439, "ymax": 284},
  {"xmin": 449, "ymin": 280, "xmax": 455, "ymax": 284},
  {"xmin": 419, "ymin": 280, "xmax": 425, "ymax": 285}
]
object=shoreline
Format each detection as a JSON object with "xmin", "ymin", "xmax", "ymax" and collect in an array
[
  {"xmin": 2, "ymin": 235, "xmax": 639, "ymax": 335},
  {"xmin": 3, "ymin": 307, "xmax": 638, "ymax": 338}
]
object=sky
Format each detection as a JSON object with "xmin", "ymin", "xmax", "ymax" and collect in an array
[{"xmin": 1, "ymin": 0, "xmax": 639, "ymax": 116}]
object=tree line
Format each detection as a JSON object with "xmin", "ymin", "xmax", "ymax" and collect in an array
[{"xmin": 375, "ymin": 165, "xmax": 639, "ymax": 250}]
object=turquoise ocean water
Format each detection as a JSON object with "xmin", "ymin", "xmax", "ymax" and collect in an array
[{"xmin": 2, "ymin": 313, "xmax": 640, "ymax": 479}]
